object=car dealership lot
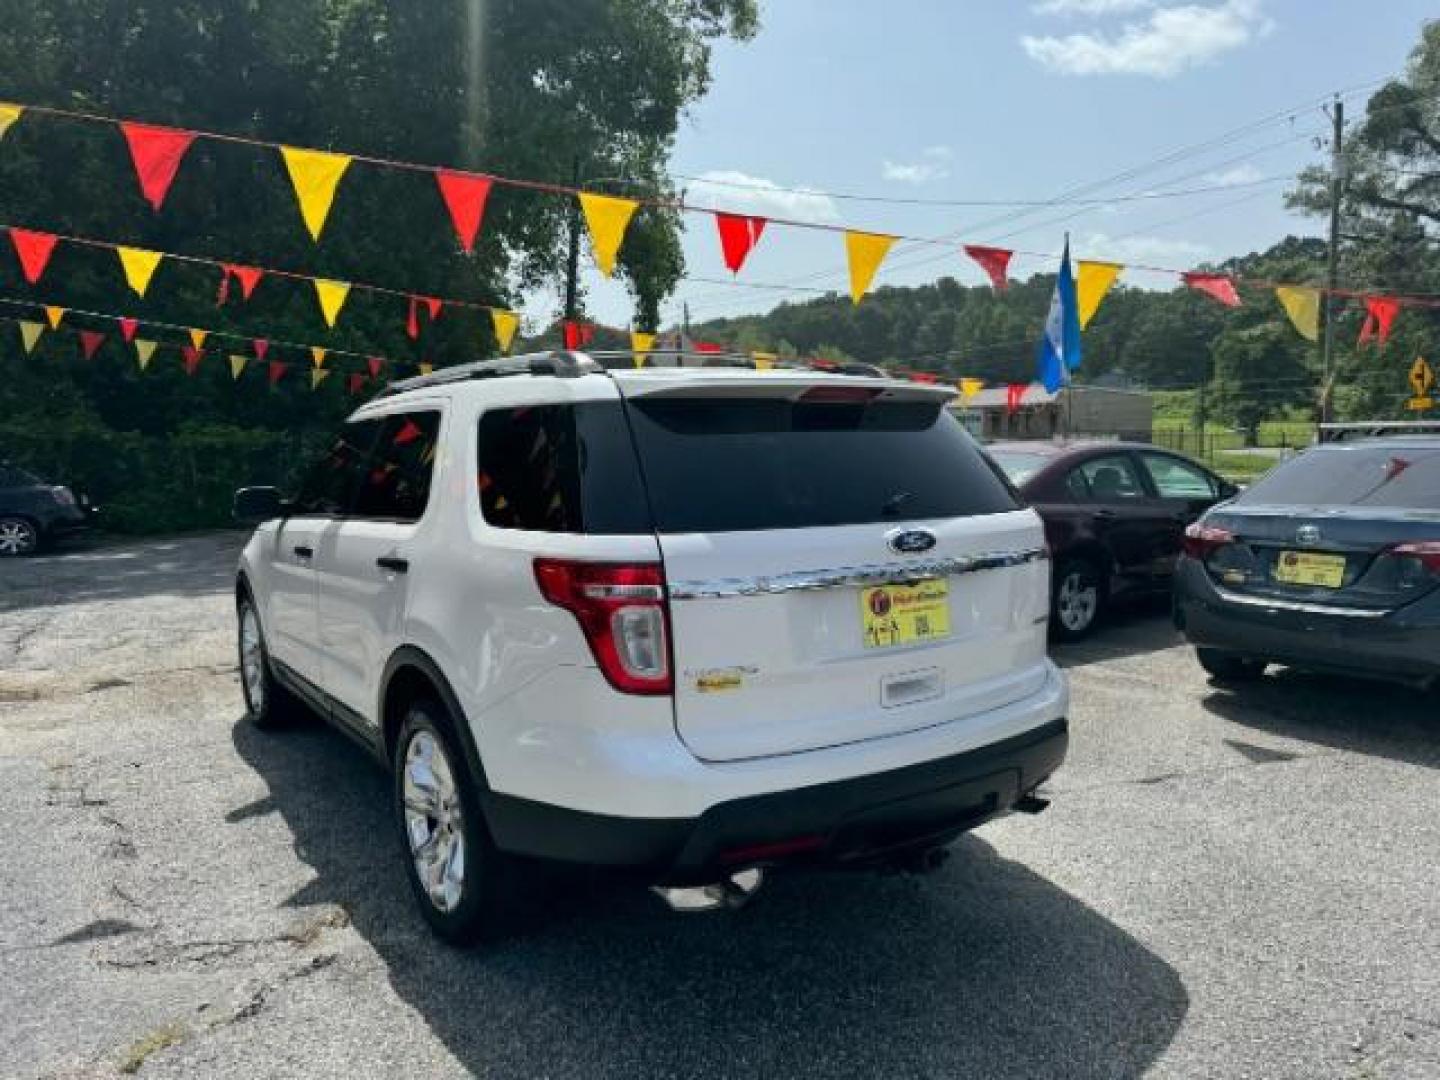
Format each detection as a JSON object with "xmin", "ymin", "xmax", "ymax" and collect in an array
[{"xmin": 3, "ymin": 534, "xmax": 1439, "ymax": 1079}]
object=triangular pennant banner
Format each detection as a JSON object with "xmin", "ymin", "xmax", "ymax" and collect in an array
[
  {"xmin": 406, "ymin": 295, "xmax": 443, "ymax": 339},
  {"xmin": 134, "ymin": 339, "xmax": 157, "ymax": 370},
  {"xmin": 752, "ymin": 351, "xmax": 776, "ymax": 371},
  {"xmin": 189, "ymin": 328, "xmax": 207, "ymax": 349},
  {"xmin": 218, "ymin": 264, "xmax": 263, "ymax": 305},
  {"xmin": 631, "ymin": 330, "xmax": 656, "ymax": 368},
  {"xmin": 578, "ymin": 192, "xmax": 639, "ymax": 277},
  {"xmin": 715, "ymin": 212, "xmax": 768, "ymax": 275},
  {"xmin": 347, "ymin": 373, "xmax": 367, "ymax": 395},
  {"xmin": 1275, "ymin": 286, "xmax": 1321, "ymax": 342},
  {"xmin": 963, "ymin": 245, "xmax": 1013, "ymax": 292},
  {"xmin": 119, "ymin": 317, "xmax": 138, "ymax": 343},
  {"xmin": 959, "ymin": 377, "xmax": 985, "ymax": 402},
  {"xmin": 268, "ymin": 361, "xmax": 287, "ymax": 387},
  {"xmin": 435, "ymin": 170, "xmax": 493, "ymax": 254},
  {"xmin": 367, "ymin": 357, "xmax": 383, "ymax": 379},
  {"xmin": 1182, "ymin": 272, "xmax": 1241, "ymax": 308},
  {"xmin": 312, "ymin": 279, "xmax": 351, "ymax": 328},
  {"xmin": 1358, "ymin": 296, "xmax": 1401, "ymax": 348},
  {"xmin": 10, "ymin": 229, "xmax": 59, "ymax": 285},
  {"xmin": 181, "ymin": 345, "xmax": 204, "ymax": 376},
  {"xmin": 79, "ymin": 330, "xmax": 106, "ymax": 360},
  {"xmin": 119, "ymin": 122, "xmax": 196, "ymax": 211},
  {"xmin": 1076, "ymin": 261, "xmax": 1123, "ymax": 329},
  {"xmin": 0, "ymin": 104, "xmax": 23, "ymax": 141},
  {"xmin": 117, "ymin": 246, "xmax": 164, "ymax": 298},
  {"xmin": 279, "ymin": 146, "xmax": 352, "ymax": 241},
  {"xmin": 45, "ymin": 306, "xmax": 64, "ymax": 330},
  {"xmin": 18, "ymin": 321, "xmax": 44, "ymax": 354},
  {"xmin": 310, "ymin": 346, "xmax": 328, "ymax": 369},
  {"xmin": 562, "ymin": 320, "xmax": 596, "ymax": 350},
  {"xmin": 311, "ymin": 368, "xmax": 330, "ymax": 390},
  {"xmin": 418, "ymin": 362, "xmax": 434, "ymax": 376},
  {"xmin": 1006, "ymin": 383, "xmax": 1029, "ymax": 414},
  {"xmin": 229, "ymin": 355, "xmax": 248, "ymax": 380},
  {"xmin": 490, "ymin": 309, "xmax": 520, "ymax": 354},
  {"xmin": 252, "ymin": 338, "xmax": 269, "ymax": 362},
  {"xmin": 845, "ymin": 231, "xmax": 896, "ymax": 305}
]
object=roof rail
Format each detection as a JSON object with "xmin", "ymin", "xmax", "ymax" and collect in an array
[{"xmin": 380, "ymin": 350, "xmax": 597, "ymax": 396}]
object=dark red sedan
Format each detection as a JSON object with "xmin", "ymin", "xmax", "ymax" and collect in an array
[{"xmin": 987, "ymin": 441, "xmax": 1238, "ymax": 640}]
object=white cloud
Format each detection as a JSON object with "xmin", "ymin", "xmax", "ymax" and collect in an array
[
  {"xmin": 683, "ymin": 170, "xmax": 839, "ymax": 223},
  {"xmin": 882, "ymin": 160, "xmax": 950, "ymax": 184},
  {"xmin": 1201, "ymin": 163, "xmax": 1264, "ymax": 186},
  {"xmin": 1021, "ymin": 0, "xmax": 1272, "ymax": 78},
  {"xmin": 1080, "ymin": 231, "xmax": 1210, "ymax": 266},
  {"xmin": 1034, "ymin": 0, "xmax": 1153, "ymax": 14}
]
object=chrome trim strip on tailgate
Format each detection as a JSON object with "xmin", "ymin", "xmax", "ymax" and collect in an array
[
  {"xmin": 668, "ymin": 548, "xmax": 1047, "ymax": 601},
  {"xmin": 1213, "ymin": 586, "xmax": 1390, "ymax": 619}
]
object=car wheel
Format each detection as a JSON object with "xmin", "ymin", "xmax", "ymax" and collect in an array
[
  {"xmin": 0, "ymin": 516, "xmax": 39, "ymax": 557},
  {"xmin": 1196, "ymin": 648, "xmax": 1267, "ymax": 684},
  {"xmin": 237, "ymin": 595, "xmax": 299, "ymax": 729},
  {"xmin": 395, "ymin": 702, "xmax": 523, "ymax": 945},
  {"xmin": 1052, "ymin": 557, "xmax": 1104, "ymax": 642}
]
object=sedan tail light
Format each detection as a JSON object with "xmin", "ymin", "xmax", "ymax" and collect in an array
[
  {"xmin": 533, "ymin": 559, "xmax": 672, "ymax": 695},
  {"xmin": 1183, "ymin": 522, "xmax": 1234, "ymax": 560},
  {"xmin": 1391, "ymin": 541, "xmax": 1440, "ymax": 573}
]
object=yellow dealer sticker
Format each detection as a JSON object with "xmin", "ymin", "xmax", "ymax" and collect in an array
[{"xmin": 861, "ymin": 580, "xmax": 951, "ymax": 649}]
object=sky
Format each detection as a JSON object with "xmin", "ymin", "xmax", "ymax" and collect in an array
[{"xmin": 568, "ymin": 0, "xmax": 1436, "ymax": 332}]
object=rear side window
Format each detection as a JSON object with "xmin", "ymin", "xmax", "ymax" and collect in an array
[
  {"xmin": 293, "ymin": 419, "xmax": 381, "ymax": 516},
  {"xmin": 477, "ymin": 403, "xmax": 650, "ymax": 533},
  {"xmin": 1077, "ymin": 455, "xmax": 1146, "ymax": 501},
  {"xmin": 353, "ymin": 411, "xmax": 442, "ymax": 522},
  {"xmin": 1240, "ymin": 444, "xmax": 1440, "ymax": 510},
  {"xmin": 1140, "ymin": 452, "xmax": 1217, "ymax": 499},
  {"xmin": 623, "ymin": 397, "xmax": 1019, "ymax": 533}
]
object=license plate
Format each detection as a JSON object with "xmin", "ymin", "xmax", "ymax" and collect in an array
[
  {"xmin": 861, "ymin": 580, "xmax": 951, "ymax": 648},
  {"xmin": 1273, "ymin": 550, "xmax": 1346, "ymax": 588}
]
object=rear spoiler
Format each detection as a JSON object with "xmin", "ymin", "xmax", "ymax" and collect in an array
[{"xmin": 608, "ymin": 372, "xmax": 957, "ymax": 405}]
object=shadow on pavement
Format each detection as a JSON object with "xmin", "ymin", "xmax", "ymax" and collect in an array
[
  {"xmin": 1053, "ymin": 598, "xmax": 1182, "ymax": 671},
  {"xmin": 231, "ymin": 717, "xmax": 1188, "ymax": 1079},
  {"xmin": 1203, "ymin": 668, "xmax": 1440, "ymax": 770}
]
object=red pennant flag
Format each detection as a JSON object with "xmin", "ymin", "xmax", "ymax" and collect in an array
[
  {"xmin": 562, "ymin": 320, "xmax": 596, "ymax": 350},
  {"xmin": 1182, "ymin": 272, "xmax": 1241, "ymax": 308},
  {"xmin": 119, "ymin": 317, "xmax": 139, "ymax": 343},
  {"xmin": 406, "ymin": 295, "xmax": 443, "ymax": 339},
  {"xmin": 1006, "ymin": 383, "xmax": 1028, "ymax": 414},
  {"xmin": 964, "ymin": 245, "xmax": 1013, "ymax": 292},
  {"xmin": 347, "ymin": 373, "xmax": 367, "ymax": 395},
  {"xmin": 715, "ymin": 212, "xmax": 768, "ymax": 274},
  {"xmin": 367, "ymin": 357, "xmax": 383, "ymax": 379},
  {"xmin": 267, "ymin": 361, "xmax": 287, "ymax": 387},
  {"xmin": 692, "ymin": 340, "xmax": 723, "ymax": 354},
  {"xmin": 120, "ymin": 123, "xmax": 196, "ymax": 211},
  {"xmin": 10, "ymin": 228, "xmax": 59, "ymax": 285},
  {"xmin": 909, "ymin": 372, "xmax": 939, "ymax": 384},
  {"xmin": 1358, "ymin": 296, "xmax": 1401, "ymax": 348},
  {"xmin": 393, "ymin": 419, "xmax": 422, "ymax": 446},
  {"xmin": 435, "ymin": 170, "xmax": 493, "ymax": 254},
  {"xmin": 181, "ymin": 345, "xmax": 204, "ymax": 375},
  {"xmin": 217, "ymin": 264, "xmax": 263, "ymax": 305},
  {"xmin": 79, "ymin": 330, "xmax": 106, "ymax": 360}
]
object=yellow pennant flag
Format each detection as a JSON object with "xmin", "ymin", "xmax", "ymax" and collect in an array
[
  {"xmin": 845, "ymin": 231, "xmax": 896, "ymax": 305},
  {"xmin": 189, "ymin": 328, "xmax": 207, "ymax": 349},
  {"xmin": 312, "ymin": 279, "xmax": 350, "ymax": 328},
  {"xmin": 418, "ymin": 362, "xmax": 434, "ymax": 376},
  {"xmin": 0, "ymin": 103, "xmax": 21, "ymax": 141},
  {"xmin": 229, "ymin": 355, "xmax": 248, "ymax": 380},
  {"xmin": 1076, "ymin": 261, "xmax": 1123, "ymax": 329},
  {"xmin": 490, "ymin": 309, "xmax": 520, "ymax": 353},
  {"xmin": 752, "ymin": 351, "xmax": 777, "ymax": 371},
  {"xmin": 631, "ymin": 330, "xmax": 656, "ymax": 368},
  {"xmin": 310, "ymin": 346, "xmax": 328, "ymax": 369},
  {"xmin": 18, "ymin": 321, "xmax": 44, "ymax": 354},
  {"xmin": 579, "ymin": 192, "xmax": 640, "ymax": 277},
  {"xmin": 134, "ymin": 339, "xmax": 157, "ymax": 371},
  {"xmin": 117, "ymin": 246, "xmax": 164, "ymax": 298},
  {"xmin": 280, "ymin": 146, "xmax": 353, "ymax": 241},
  {"xmin": 1275, "ymin": 285, "xmax": 1321, "ymax": 342},
  {"xmin": 959, "ymin": 377, "xmax": 985, "ymax": 402},
  {"xmin": 45, "ymin": 306, "xmax": 64, "ymax": 330},
  {"xmin": 311, "ymin": 368, "xmax": 330, "ymax": 390}
]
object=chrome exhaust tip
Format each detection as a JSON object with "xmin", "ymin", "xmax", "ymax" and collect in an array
[{"xmin": 652, "ymin": 868, "xmax": 765, "ymax": 913}]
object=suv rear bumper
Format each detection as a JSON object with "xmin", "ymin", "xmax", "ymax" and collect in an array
[{"xmin": 486, "ymin": 716, "xmax": 1066, "ymax": 882}]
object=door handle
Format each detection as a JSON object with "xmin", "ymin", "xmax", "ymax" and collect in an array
[
  {"xmin": 1093, "ymin": 509, "xmax": 1117, "ymax": 520},
  {"xmin": 376, "ymin": 556, "xmax": 409, "ymax": 574},
  {"xmin": 293, "ymin": 545, "xmax": 314, "ymax": 559}
]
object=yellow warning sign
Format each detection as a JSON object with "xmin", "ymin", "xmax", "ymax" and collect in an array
[
  {"xmin": 1407, "ymin": 397, "xmax": 1434, "ymax": 412},
  {"xmin": 1410, "ymin": 357, "xmax": 1434, "ymax": 398}
]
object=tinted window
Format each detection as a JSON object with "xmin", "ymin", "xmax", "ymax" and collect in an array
[
  {"xmin": 624, "ymin": 397, "xmax": 1019, "ymax": 533},
  {"xmin": 353, "ymin": 411, "xmax": 441, "ymax": 522},
  {"xmin": 1140, "ymin": 452, "xmax": 1217, "ymax": 499},
  {"xmin": 1239, "ymin": 444, "xmax": 1440, "ymax": 510},
  {"xmin": 1077, "ymin": 455, "xmax": 1146, "ymax": 501},
  {"xmin": 1064, "ymin": 469, "xmax": 1091, "ymax": 501},
  {"xmin": 293, "ymin": 419, "xmax": 380, "ymax": 515},
  {"xmin": 988, "ymin": 450, "xmax": 1049, "ymax": 485},
  {"xmin": 477, "ymin": 403, "xmax": 650, "ymax": 533}
]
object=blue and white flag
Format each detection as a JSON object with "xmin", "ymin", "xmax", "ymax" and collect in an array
[{"xmin": 1037, "ymin": 241, "xmax": 1083, "ymax": 393}]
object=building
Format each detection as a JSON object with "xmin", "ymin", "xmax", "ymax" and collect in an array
[{"xmin": 955, "ymin": 384, "xmax": 1154, "ymax": 443}]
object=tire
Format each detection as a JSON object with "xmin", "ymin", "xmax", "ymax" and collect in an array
[
  {"xmin": 1051, "ymin": 557, "xmax": 1105, "ymax": 642},
  {"xmin": 1196, "ymin": 647, "xmax": 1267, "ymax": 684},
  {"xmin": 394, "ymin": 701, "xmax": 523, "ymax": 945},
  {"xmin": 0, "ymin": 516, "xmax": 40, "ymax": 557},
  {"xmin": 237, "ymin": 594, "xmax": 300, "ymax": 729}
]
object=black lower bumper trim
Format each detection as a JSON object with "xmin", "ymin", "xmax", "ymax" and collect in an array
[{"xmin": 486, "ymin": 718, "xmax": 1068, "ymax": 881}]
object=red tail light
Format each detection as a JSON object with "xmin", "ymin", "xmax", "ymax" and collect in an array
[
  {"xmin": 533, "ymin": 559, "xmax": 672, "ymax": 695},
  {"xmin": 1183, "ymin": 522, "xmax": 1234, "ymax": 560},
  {"xmin": 1390, "ymin": 541, "xmax": 1440, "ymax": 573},
  {"xmin": 799, "ymin": 385, "xmax": 883, "ymax": 404}
]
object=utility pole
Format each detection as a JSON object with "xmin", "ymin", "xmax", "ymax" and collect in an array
[
  {"xmin": 563, "ymin": 156, "xmax": 581, "ymax": 322},
  {"xmin": 1321, "ymin": 98, "xmax": 1344, "ymax": 425}
]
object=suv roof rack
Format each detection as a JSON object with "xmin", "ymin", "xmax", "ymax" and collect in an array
[
  {"xmin": 1318, "ymin": 420, "xmax": 1440, "ymax": 443},
  {"xmin": 380, "ymin": 351, "xmax": 598, "ymax": 396}
]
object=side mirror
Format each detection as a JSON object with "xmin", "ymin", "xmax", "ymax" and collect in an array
[{"xmin": 233, "ymin": 486, "xmax": 285, "ymax": 524}]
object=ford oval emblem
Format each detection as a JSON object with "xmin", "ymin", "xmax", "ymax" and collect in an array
[
  {"xmin": 888, "ymin": 528, "xmax": 937, "ymax": 555},
  {"xmin": 1296, "ymin": 525, "xmax": 1322, "ymax": 547}
]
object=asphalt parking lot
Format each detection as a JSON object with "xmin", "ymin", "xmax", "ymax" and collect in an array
[{"xmin": 3, "ymin": 533, "xmax": 1439, "ymax": 1079}]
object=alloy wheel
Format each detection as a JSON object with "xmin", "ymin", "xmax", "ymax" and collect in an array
[
  {"xmin": 402, "ymin": 731, "xmax": 467, "ymax": 914},
  {"xmin": 0, "ymin": 518, "xmax": 38, "ymax": 557},
  {"xmin": 1057, "ymin": 571, "xmax": 1099, "ymax": 633},
  {"xmin": 239, "ymin": 604, "xmax": 266, "ymax": 714}
]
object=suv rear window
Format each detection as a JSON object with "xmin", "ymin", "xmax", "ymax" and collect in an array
[
  {"xmin": 624, "ymin": 397, "xmax": 1019, "ymax": 533},
  {"xmin": 1239, "ymin": 444, "xmax": 1440, "ymax": 510}
]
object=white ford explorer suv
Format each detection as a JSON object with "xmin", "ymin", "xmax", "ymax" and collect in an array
[{"xmin": 233, "ymin": 351, "xmax": 1068, "ymax": 943}]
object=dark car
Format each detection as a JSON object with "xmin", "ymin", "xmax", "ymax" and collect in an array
[
  {"xmin": 0, "ymin": 461, "xmax": 92, "ymax": 556},
  {"xmin": 988, "ymin": 441, "xmax": 1237, "ymax": 640},
  {"xmin": 1174, "ymin": 437, "xmax": 1440, "ymax": 689}
]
